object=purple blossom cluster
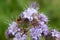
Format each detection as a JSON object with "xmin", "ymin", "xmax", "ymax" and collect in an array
[
  {"xmin": 30, "ymin": 26, "xmax": 42, "ymax": 40},
  {"xmin": 6, "ymin": 22, "xmax": 20, "ymax": 38},
  {"xmin": 6, "ymin": 22, "xmax": 27, "ymax": 40},
  {"xmin": 21, "ymin": 8, "xmax": 38, "ymax": 22},
  {"xmin": 13, "ymin": 32, "xmax": 27, "ymax": 40},
  {"xmin": 51, "ymin": 29, "xmax": 60, "ymax": 40},
  {"xmin": 5, "ymin": 3, "xmax": 60, "ymax": 40},
  {"xmin": 20, "ymin": 5, "xmax": 49, "ymax": 40},
  {"xmin": 29, "ymin": 13, "xmax": 49, "ymax": 40}
]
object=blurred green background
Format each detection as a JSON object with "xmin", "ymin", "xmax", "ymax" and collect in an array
[{"xmin": 0, "ymin": 0, "xmax": 60, "ymax": 40}]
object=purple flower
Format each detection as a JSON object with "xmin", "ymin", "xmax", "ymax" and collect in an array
[
  {"xmin": 38, "ymin": 13, "xmax": 48, "ymax": 23},
  {"xmin": 30, "ymin": 26, "xmax": 42, "ymax": 40},
  {"xmin": 21, "ymin": 8, "xmax": 38, "ymax": 22},
  {"xmin": 13, "ymin": 32, "xmax": 27, "ymax": 40},
  {"xmin": 21, "ymin": 34, "xmax": 27, "ymax": 40},
  {"xmin": 15, "ymin": 32, "xmax": 22, "ymax": 39},
  {"xmin": 7, "ymin": 22, "xmax": 20, "ymax": 36},
  {"xmin": 41, "ymin": 24, "xmax": 49, "ymax": 36},
  {"xmin": 51, "ymin": 29, "xmax": 60, "ymax": 38}
]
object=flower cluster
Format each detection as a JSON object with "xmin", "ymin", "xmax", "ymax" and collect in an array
[
  {"xmin": 5, "ymin": 3, "xmax": 60, "ymax": 40},
  {"xmin": 13, "ymin": 32, "xmax": 27, "ymax": 40},
  {"xmin": 6, "ymin": 22, "xmax": 20, "ymax": 38},
  {"xmin": 6, "ymin": 22, "xmax": 27, "ymax": 40},
  {"xmin": 51, "ymin": 29, "xmax": 60, "ymax": 40},
  {"xmin": 29, "ymin": 12, "xmax": 49, "ymax": 40},
  {"xmin": 21, "ymin": 7, "xmax": 38, "ymax": 22}
]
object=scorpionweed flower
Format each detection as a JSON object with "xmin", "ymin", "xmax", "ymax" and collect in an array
[
  {"xmin": 6, "ymin": 22, "xmax": 20, "ymax": 38},
  {"xmin": 30, "ymin": 26, "xmax": 42, "ymax": 40},
  {"xmin": 38, "ymin": 13, "xmax": 48, "ymax": 23},
  {"xmin": 13, "ymin": 32, "xmax": 27, "ymax": 40},
  {"xmin": 37, "ymin": 20, "xmax": 49, "ymax": 36},
  {"xmin": 21, "ymin": 8, "xmax": 38, "ymax": 22},
  {"xmin": 51, "ymin": 29, "xmax": 60, "ymax": 40},
  {"xmin": 41, "ymin": 24, "xmax": 49, "ymax": 36},
  {"xmin": 6, "ymin": 2, "xmax": 60, "ymax": 40}
]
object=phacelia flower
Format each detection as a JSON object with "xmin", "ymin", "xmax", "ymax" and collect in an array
[
  {"xmin": 30, "ymin": 26, "xmax": 42, "ymax": 40},
  {"xmin": 51, "ymin": 29, "xmax": 60, "ymax": 38},
  {"xmin": 51, "ymin": 29, "xmax": 60, "ymax": 40},
  {"xmin": 41, "ymin": 23, "xmax": 49, "ymax": 36},
  {"xmin": 13, "ymin": 32, "xmax": 27, "ymax": 40},
  {"xmin": 21, "ymin": 8, "xmax": 38, "ymax": 22},
  {"xmin": 6, "ymin": 22, "xmax": 20, "ymax": 37},
  {"xmin": 37, "ymin": 20, "xmax": 49, "ymax": 36},
  {"xmin": 38, "ymin": 13, "xmax": 48, "ymax": 23}
]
